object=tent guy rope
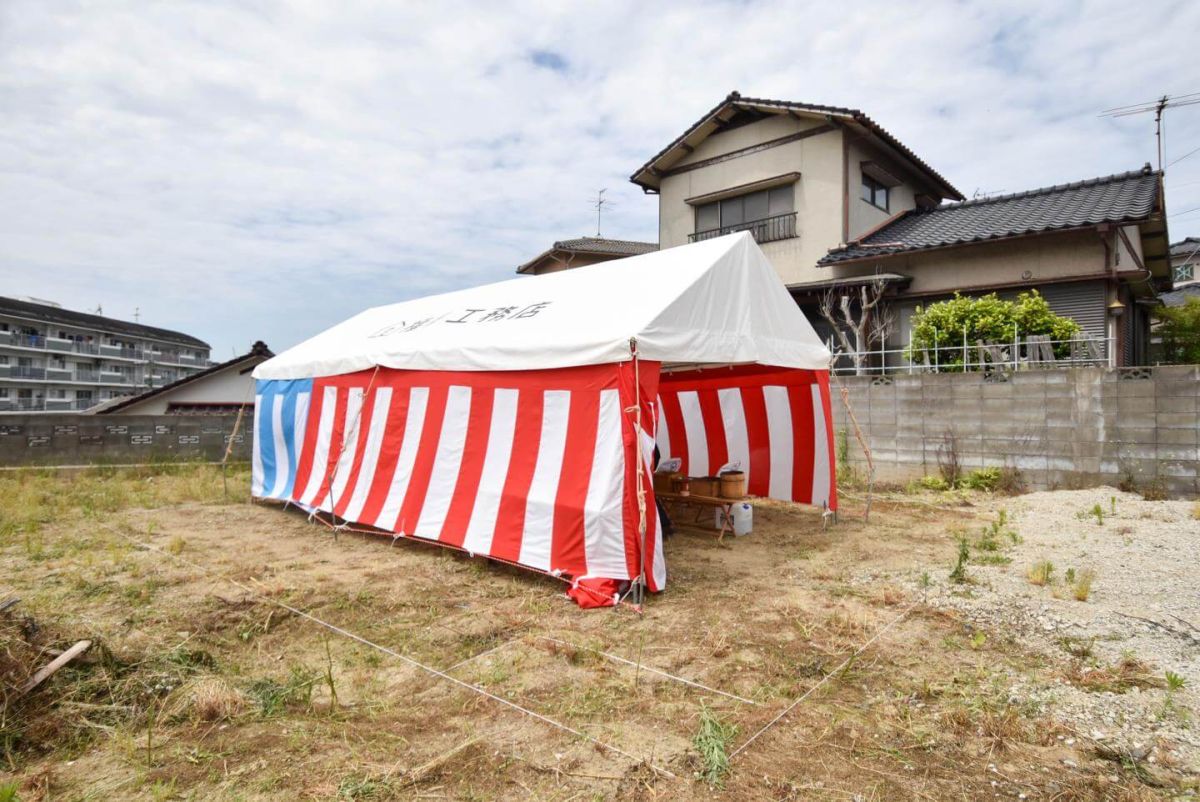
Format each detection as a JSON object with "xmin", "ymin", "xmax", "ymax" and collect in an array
[
  {"xmin": 106, "ymin": 524, "xmax": 678, "ymax": 780},
  {"xmin": 537, "ymin": 636, "xmax": 759, "ymax": 705},
  {"xmin": 728, "ymin": 600, "xmax": 917, "ymax": 760}
]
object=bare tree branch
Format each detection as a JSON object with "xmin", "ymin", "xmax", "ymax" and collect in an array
[{"xmin": 819, "ymin": 278, "xmax": 892, "ymax": 376}]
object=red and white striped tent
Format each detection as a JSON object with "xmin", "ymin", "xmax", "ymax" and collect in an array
[{"xmin": 252, "ymin": 232, "xmax": 834, "ymax": 606}]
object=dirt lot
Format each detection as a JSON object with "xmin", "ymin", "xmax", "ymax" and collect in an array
[{"xmin": 0, "ymin": 466, "xmax": 1197, "ymax": 800}]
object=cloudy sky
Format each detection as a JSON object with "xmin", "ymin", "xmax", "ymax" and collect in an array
[{"xmin": 2, "ymin": 1, "xmax": 1198, "ymax": 358}]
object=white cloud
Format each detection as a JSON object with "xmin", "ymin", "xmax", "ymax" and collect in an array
[{"xmin": 1, "ymin": 0, "xmax": 1197, "ymax": 358}]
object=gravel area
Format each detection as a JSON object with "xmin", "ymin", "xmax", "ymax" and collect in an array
[{"xmin": 917, "ymin": 488, "xmax": 1199, "ymax": 775}]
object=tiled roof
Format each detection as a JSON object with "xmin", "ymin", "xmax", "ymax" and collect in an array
[
  {"xmin": 551, "ymin": 237, "xmax": 659, "ymax": 256},
  {"xmin": 0, "ymin": 295, "xmax": 210, "ymax": 348},
  {"xmin": 1170, "ymin": 237, "xmax": 1200, "ymax": 258},
  {"xmin": 516, "ymin": 237, "xmax": 658, "ymax": 274},
  {"xmin": 819, "ymin": 167, "xmax": 1163, "ymax": 266},
  {"xmin": 96, "ymin": 341, "xmax": 272, "ymax": 414},
  {"xmin": 630, "ymin": 91, "xmax": 963, "ymax": 201},
  {"xmin": 1161, "ymin": 284, "xmax": 1200, "ymax": 307}
]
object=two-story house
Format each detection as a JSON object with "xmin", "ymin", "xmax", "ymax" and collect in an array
[
  {"xmin": 635, "ymin": 93, "xmax": 1172, "ymax": 366},
  {"xmin": 520, "ymin": 92, "xmax": 1173, "ymax": 367}
]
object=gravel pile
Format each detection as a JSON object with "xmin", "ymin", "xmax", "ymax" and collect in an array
[{"xmin": 913, "ymin": 488, "xmax": 1198, "ymax": 773}]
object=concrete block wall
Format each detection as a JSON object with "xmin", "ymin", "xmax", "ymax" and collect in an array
[
  {"xmin": 0, "ymin": 414, "xmax": 252, "ymax": 466},
  {"xmin": 830, "ymin": 366, "xmax": 1199, "ymax": 497}
]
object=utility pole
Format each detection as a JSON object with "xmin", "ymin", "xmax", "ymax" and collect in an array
[
  {"xmin": 1154, "ymin": 95, "xmax": 1168, "ymax": 171},
  {"xmin": 1100, "ymin": 91, "xmax": 1200, "ymax": 171}
]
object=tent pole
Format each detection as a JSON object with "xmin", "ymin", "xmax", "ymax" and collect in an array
[{"xmin": 630, "ymin": 338, "xmax": 648, "ymax": 606}]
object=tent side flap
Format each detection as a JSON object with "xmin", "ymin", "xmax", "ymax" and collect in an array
[
  {"xmin": 655, "ymin": 365, "xmax": 838, "ymax": 511},
  {"xmin": 253, "ymin": 363, "xmax": 666, "ymax": 601}
]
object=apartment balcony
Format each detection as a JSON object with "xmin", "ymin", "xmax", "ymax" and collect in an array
[
  {"xmin": 99, "ymin": 344, "xmax": 146, "ymax": 361},
  {"xmin": 0, "ymin": 333, "xmax": 108, "ymax": 358},
  {"xmin": 0, "ymin": 366, "xmax": 126, "ymax": 384},
  {"xmin": 689, "ymin": 211, "xmax": 797, "ymax": 245},
  {"xmin": 2, "ymin": 397, "xmax": 98, "ymax": 413}
]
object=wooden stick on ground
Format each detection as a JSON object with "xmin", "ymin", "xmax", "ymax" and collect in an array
[
  {"xmin": 19, "ymin": 639, "xmax": 92, "ymax": 696},
  {"xmin": 837, "ymin": 384, "xmax": 875, "ymax": 522}
]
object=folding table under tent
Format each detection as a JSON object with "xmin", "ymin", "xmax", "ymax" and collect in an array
[{"xmin": 251, "ymin": 231, "xmax": 836, "ymax": 607}]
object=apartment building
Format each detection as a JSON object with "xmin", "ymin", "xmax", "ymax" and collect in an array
[{"xmin": 0, "ymin": 296, "xmax": 211, "ymax": 413}]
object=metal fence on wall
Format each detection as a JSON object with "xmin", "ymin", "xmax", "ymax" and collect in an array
[{"xmin": 829, "ymin": 335, "xmax": 1113, "ymax": 376}]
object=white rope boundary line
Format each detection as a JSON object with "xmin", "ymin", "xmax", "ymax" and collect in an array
[
  {"xmin": 443, "ymin": 636, "xmax": 524, "ymax": 673},
  {"xmin": 110, "ymin": 527, "xmax": 677, "ymax": 780},
  {"xmin": 538, "ymin": 636, "xmax": 760, "ymax": 706},
  {"xmin": 729, "ymin": 601, "xmax": 918, "ymax": 760}
]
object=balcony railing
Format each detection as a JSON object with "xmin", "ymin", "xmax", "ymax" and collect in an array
[
  {"xmin": 689, "ymin": 211, "xmax": 798, "ymax": 245},
  {"xmin": 1, "ymin": 397, "xmax": 98, "ymax": 412},
  {"xmin": 10, "ymin": 366, "xmax": 47, "ymax": 380}
]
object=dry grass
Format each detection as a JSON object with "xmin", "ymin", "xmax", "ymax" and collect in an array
[
  {"xmin": 177, "ymin": 676, "xmax": 245, "ymax": 722},
  {"xmin": 0, "ymin": 467, "xmax": 1189, "ymax": 800},
  {"xmin": 1027, "ymin": 559, "xmax": 1055, "ymax": 586},
  {"xmin": 1071, "ymin": 567, "xmax": 1097, "ymax": 601},
  {"xmin": 1064, "ymin": 654, "xmax": 1165, "ymax": 694}
]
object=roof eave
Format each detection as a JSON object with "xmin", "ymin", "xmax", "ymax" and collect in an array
[{"xmin": 629, "ymin": 93, "xmax": 962, "ymax": 202}]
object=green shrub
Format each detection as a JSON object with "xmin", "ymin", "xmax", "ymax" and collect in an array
[
  {"xmin": 914, "ymin": 475, "xmax": 949, "ymax": 492},
  {"xmin": 961, "ymin": 468, "xmax": 1001, "ymax": 491},
  {"xmin": 1153, "ymin": 297, "xmax": 1200, "ymax": 365},
  {"xmin": 907, "ymin": 290, "xmax": 1080, "ymax": 369}
]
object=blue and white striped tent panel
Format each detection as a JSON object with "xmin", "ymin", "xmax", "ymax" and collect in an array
[{"xmin": 252, "ymin": 379, "xmax": 314, "ymax": 499}]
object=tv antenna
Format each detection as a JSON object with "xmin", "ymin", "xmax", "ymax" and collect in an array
[
  {"xmin": 133, "ymin": 306, "xmax": 140, "ymax": 323},
  {"xmin": 1099, "ymin": 91, "xmax": 1200, "ymax": 170},
  {"xmin": 592, "ymin": 188, "xmax": 611, "ymax": 237}
]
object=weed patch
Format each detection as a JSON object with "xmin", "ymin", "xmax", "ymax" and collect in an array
[
  {"xmin": 1027, "ymin": 560, "xmax": 1054, "ymax": 586},
  {"xmin": 692, "ymin": 704, "xmax": 737, "ymax": 787}
]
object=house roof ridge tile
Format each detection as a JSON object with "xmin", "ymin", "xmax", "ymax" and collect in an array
[{"xmin": 932, "ymin": 165, "xmax": 1158, "ymax": 212}]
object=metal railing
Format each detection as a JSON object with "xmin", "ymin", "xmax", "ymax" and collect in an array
[
  {"xmin": 0, "ymin": 367, "xmax": 139, "ymax": 384},
  {"xmin": 2, "ymin": 330, "xmax": 207, "ymax": 365},
  {"xmin": 690, "ymin": 212, "xmax": 797, "ymax": 245},
  {"xmin": 828, "ymin": 335, "xmax": 1113, "ymax": 376},
  {"xmin": 1, "ymin": 397, "xmax": 99, "ymax": 412}
]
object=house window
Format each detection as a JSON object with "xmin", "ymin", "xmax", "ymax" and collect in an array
[
  {"xmin": 861, "ymin": 174, "xmax": 889, "ymax": 211},
  {"xmin": 693, "ymin": 184, "xmax": 796, "ymax": 244},
  {"xmin": 1174, "ymin": 263, "xmax": 1195, "ymax": 282}
]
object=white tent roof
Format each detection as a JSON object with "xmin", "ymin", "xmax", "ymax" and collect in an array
[{"xmin": 254, "ymin": 232, "xmax": 831, "ymax": 379}]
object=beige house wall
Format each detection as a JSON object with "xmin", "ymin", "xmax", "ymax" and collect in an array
[
  {"xmin": 826, "ymin": 229, "xmax": 1109, "ymax": 295},
  {"xmin": 658, "ymin": 115, "xmax": 844, "ymax": 286},
  {"xmin": 657, "ymin": 114, "xmax": 931, "ymax": 287},
  {"xmin": 844, "ymin": 138, "xmax": 918, "ymax": 242},
  {"xmin": 110, "ymin": 360, "xmax": 262, "ymax": 415}
]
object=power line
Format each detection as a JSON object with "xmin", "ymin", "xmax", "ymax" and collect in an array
[
  {"xmin": 1098, "ymin": 91, "xmax": 1200, "ymax": 170},
  {"xmin": 1167, "ymin": 143, "xmax": 1200, "ymax": 169}
]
